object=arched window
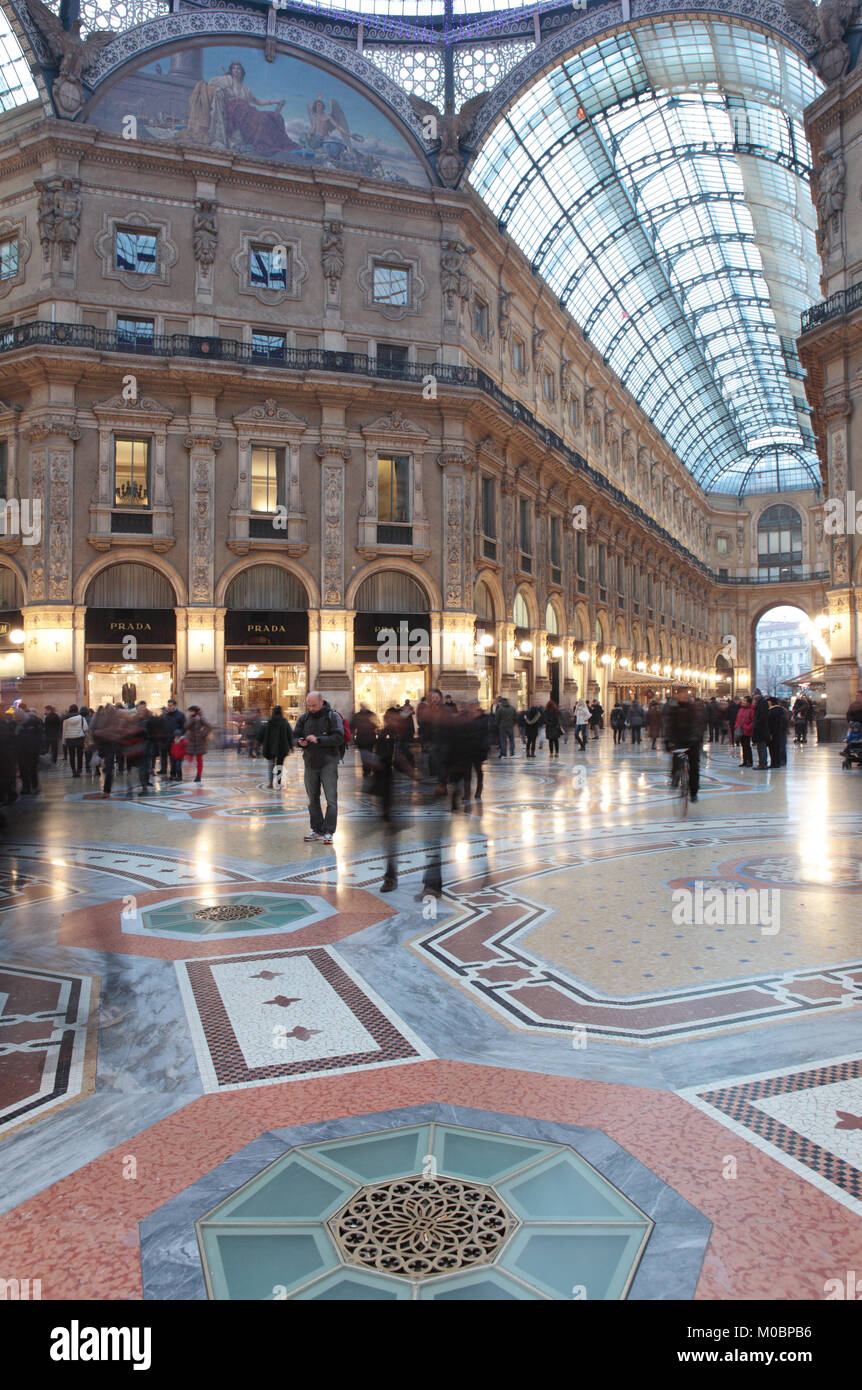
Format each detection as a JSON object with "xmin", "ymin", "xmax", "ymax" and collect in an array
[
  {"xmin": 757, "ymin": 505, "xmax": 802, "ymax": 581},
  {"xmin": 594, "ymin": 618, "xmax": 603, "ymax": 645},
  {"xmin": 355, "ymin": 571, "xmax": 429, "ymax": 613},
  {"xmin": 545, "ymin": 603, "xmax": 558, "ymax": 635},
  {"xmin": 513, "ymin": 591, "xmax": 531, "ymax": 629},
  {"xmin": 85, "ymin": 562, "xmax": 176, "ymax": 608},
  {"xmin": 474, "ymin": 581, "xmax": 495, "ymax": 622},
  {"xmin": 225, "ymin": 565, "xmax": 308, "ymax": 611}
]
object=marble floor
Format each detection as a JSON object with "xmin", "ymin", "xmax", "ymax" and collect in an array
[{"xmin": 1, "ymin": 735, "xmax": 861, "ymax": 1300}]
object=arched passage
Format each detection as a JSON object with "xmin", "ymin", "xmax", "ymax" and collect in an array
[
  {"xmin": 753, "ymin": 603, "xmax": 813, "ymax": 698},
  {"xmin": 353, "ymin": 569, "xmax": 432, "ymax": 715},
  {"xmin": 223, "ymin": 563, "xmax": 312, "ymax": 723},
  {"xmin": 83, "ymin": 560, "xmax": 180, "ymax": 709}
]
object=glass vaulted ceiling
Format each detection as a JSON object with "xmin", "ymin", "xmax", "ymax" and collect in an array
[{"xmin": 470, "ymin": 19, "xmax": 823, "ymax": 495}]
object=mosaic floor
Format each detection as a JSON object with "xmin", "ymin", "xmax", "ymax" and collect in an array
[{"xmin": 1, "ymin": 738, "xmax": 861, "ymax": 1301}]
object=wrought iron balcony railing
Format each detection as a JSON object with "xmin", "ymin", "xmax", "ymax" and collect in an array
[{"xmin": 801, "ymin": 281, "xmax": 862, "ymax": 332}]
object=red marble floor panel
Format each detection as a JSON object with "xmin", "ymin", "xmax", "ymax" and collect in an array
[
  {"xmin": 0, "ymin": 1061, "xmax": 859, "ymax": 1300},
  {"xmin": 60, "ymin": 882, "xmax": 394, "ymax": 959}
]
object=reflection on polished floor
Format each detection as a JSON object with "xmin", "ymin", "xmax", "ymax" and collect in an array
[{"xmin": 1, "ymin": 735, "xmax": 861, "ymax": 1300}]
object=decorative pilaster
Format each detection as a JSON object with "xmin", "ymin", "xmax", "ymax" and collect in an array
[
  {"xmin": 824, "ymin": 396, "xmax": 852, "ymax": 587},
  {"xmin": 185, "ymin": 432, "xmax": 222, "ymax": 604},
  {"xmin": 23, "ymin": 415, "xmax": 80, "ymax": 601},
  {"xmin": 437, "ymin": 446, "xmax": 474, "ymax": 613},
  {"xmin": 316, "ymin": 437, "xmax": 351, "ymax": 607}
]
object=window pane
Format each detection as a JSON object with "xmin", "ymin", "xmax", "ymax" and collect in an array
[
  {"xmin": 114, "ymin": 438, "xmax": 149, "ymax": 507},
  {"xmin": 251, "ymin": 332, "xmax": 286, "ymax": 359},
  {"xmin": 117, "ymin": 317, "xmax": 154, "ymax": 346},
  {"xmin": 250, "ymin": 245, "xmax": 287, "ymax": 289},
  {"xmin": 251, "ymin": 447, "xmax": 279, "ymax": 512},
  {"xmin": 116, "ymin": 230, "xmax": 157, "ymax": 274},
  {"xmin": 377, "ymin": 454, "xmax": 411, "ymax": 522},
  {"xmin": 0, "ymin": 238, "xmax": 17, "ymax": 280},
  {"xmin": 373, "ymin": 264, "xmax": 409, "ymax": 305}
]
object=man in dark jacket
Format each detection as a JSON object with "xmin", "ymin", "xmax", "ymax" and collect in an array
[
  {"xmin": 294, "ymin": 691, "xmax": 344, "ymax": 843},
  {"xmin": 767, "ymin": 698, "xmax": 789, "ymax": 769},
  {"xmin": 462, "ymin": 701, "xmax": 492, "ymax": 803},
  {"xmin": 43, "ymin": 706, "xmax": 62, "ymax": 762},
  {"xmin": 666, "ymin": 690, "xmax": 704, "ymax": 800},
  {"xmin": 752, "ymin": 689, "xmax": 771, "ymax": 769},
  {"xmin": 159, "ymin": 699, "xmax": 185, "ymax": 777},
  {"xmin": 350, "ymin": 703, "xmax": 378, "ymax": 779},
  {"xmin": 15, "ymin": 709, "xmax": 42, "ymax": 795}
]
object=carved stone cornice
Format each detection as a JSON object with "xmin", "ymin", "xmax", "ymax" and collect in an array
[
  {"xmin": 822, "ymin": 393, "xmax": 852, "ymax": 422},
  {"xmin": 23, "ymin": 417, "xmax": 81, "ymax": 443},
  {"xmin": 232, "ymin": 400, "xmax": 307, "ymax": 432},
  {"xmin": 437, "ymin": 446, "xmax": 474, "ymax": 470},
  {"xmin": 92, "ymin": 395, "xmax": 174, "ymax": 424},
  {"xmin": 184, "ymin": 433, "xmax": 223, "ymax": 451},
  {"xmin": 361, "ymin": 410, "xmax": 429, "ymax": 442},
  {"xmin": 316, "ymin": 438, "xmax": 352, "ymax": 460}
]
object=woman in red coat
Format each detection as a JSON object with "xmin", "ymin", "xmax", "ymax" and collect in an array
[{"xmin": 735, "ymin": 696, "xmax": 754, "ymax": 768}]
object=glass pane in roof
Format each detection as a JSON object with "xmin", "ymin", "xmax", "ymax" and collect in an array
[
  {"xmin": 470, "ymin": 14, "xmax": 823, "ymax": 494},
  {"xmin": 0, "ymin": 9, "xmax": 39, "ymax": 112}
]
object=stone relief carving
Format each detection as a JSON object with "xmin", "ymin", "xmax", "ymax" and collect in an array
[
  {"xmin": 440, "ymin": 239, "xmax": 475, "ymax": 313},
  {"xmin": 814, "ymin": 147, "xmax": 846, "ymax": 252},
  {"xmin": 785, "ymin": 0, "xmax": 860, "ymax": 83},
  {"xmin": 47, "ymin": 453, "xmax": 72, "ymax": 600},
  {"xmin": 24, "ymin": 0, "xmax": 115, "ymax": 118},
  {"xmin": 498, "ymin": 290, "xmax": 514, "ymax": 344},
  {"xmin": 321, "ymin": 220, "xmax": 344, "ymax": 288},
  {"xmin": 193, "ymin": 199, "xmax": 218, "ymax": 265},
  {"xmin": 36, "ymin": 177, "xmax": 81, "ymax": 254},
  {"xmin": 322, "ymin": 463, "xmax": 344, "ymax": 607}
]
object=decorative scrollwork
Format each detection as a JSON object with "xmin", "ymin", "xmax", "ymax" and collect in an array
[
  {"xmin": 192, "ymin": 904, "xmax": 265, "ymax": 922},
  {"xmin": 327, "ymin": 1175, "xmax": 515, "ymax": 1279}
]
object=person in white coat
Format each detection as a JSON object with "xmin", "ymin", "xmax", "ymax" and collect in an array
[
  {"xmin": 574, "ymin": 698, "xmax": 590, "ymax": 751},
  {"xmin": 62, "ymin": 704, "xmax": 89, "ymax": 778}
]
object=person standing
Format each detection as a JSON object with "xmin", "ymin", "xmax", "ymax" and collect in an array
[
  {"xmin": 666, "ymin": 688, "xmax": 703, "ymax": 801},
  {"xmin": 463, "ymin": 700, "xmax": 491, "ymax": 802},
  {"xmin": 610, "ymin": 702, "xmax": 626, "ymax": 745},
  {"xmin": 350, "ymin": 702, "xmax": 379, "ymax": 779},
  {"xmin": 43, "ymin": 706, "xmax": 62, "ymax": 763},
  {"xmin": 185, "ymin": 705, "xmax": 212, "ymax": 783},
  {"xmin": 544, "ymin": 700, "xmax": 562, "ymax": 757},
  {"xmin": 589, "ymin": 699, "xmax": 603, "ymax": 739},
  {"xmin": 629, "ymin": 699, "xmax": 645, "ymax": 745},
  {"xmin": 294, "ymin": 691, "xmax": 345, "ymax": 843},
  {"xmin": 163, "ymin": 699, "xmax": 186, "ymax": 780},
  {"xmin": 523, "ymin": 704, "xmax": 542, "ymax": 757},
  {"xmin": 646, "ymin": 699, "xmax": 662, "ymax": 750},
  {"xmin": 262, "ymin": 705, "xmax": 293, "ymax": 787},
  {"xmin": 494, "ymin": 695, "xmax": 516, "ymax": 758},
  {"xmin": 726, "ymin": 697, "xmax": 740, "ymax": 748},
  {"xmin": 62, "ymin": 704, "xmax": 88, "ymax": 777},
  {"xmin": 735, "ymin": 696, "xmax": 754, "ymax": 767},
  {"xmin": 15, "ymin": 708, "xmax": 42, "ymax": 795},
  {"xmin": 95, "ymin": 704, "xmax": 124, "ymax": 798},
  {"xmin": 574, "ymin": 697, "xmax": 590, "ymax": 750},
  {"xmin": 752, "ymin": 689, "xmax": 770, "ymax": 769},
  {"xmin": 768, "ymin": 697, "xmax": 789, "ymax": 769}
]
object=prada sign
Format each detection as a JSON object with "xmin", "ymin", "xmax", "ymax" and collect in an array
[
  {"xmin": 225, "ymin": 610, "xmax": 308, "ymax": 646},
  {"xmin": 85, "ymin": 608, "xmax": 176, "ymax": 644}
]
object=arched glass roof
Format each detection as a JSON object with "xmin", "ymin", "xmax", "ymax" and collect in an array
[{"xmin": 470, "ymin": 18, "xmax": 823, "ymax": 495}]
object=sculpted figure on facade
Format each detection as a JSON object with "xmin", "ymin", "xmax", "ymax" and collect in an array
[
  {"xmin": 193, "ymin": 199, "xmax": 218, "ymax": 265},
  {"xmin": 498, "ymin": 290, "xmax": 514, "ymax": 344},
  {"xmin": 440, "ymin": 239, "xmax": 475, "ymax": 312},
  {"xmin": 36, "ymin": 177, "xmax": 81, "ymax": 253},
  {"xmin": 25, "ymin": 0, "xmax": 115, "ymax": 118},
  {"xmin": 321, "ymin": 220, "xmax": 344, "ymax": 288},
  {"xmin": 785, "ymin": 0, "xmax": 860, "ymax": 83}
]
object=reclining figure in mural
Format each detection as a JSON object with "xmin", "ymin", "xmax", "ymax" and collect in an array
[{"xmin": 188, "ymin": 61, "xmax": 296, "ymax": 157}]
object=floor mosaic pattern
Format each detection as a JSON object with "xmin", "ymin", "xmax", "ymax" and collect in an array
[{"xmin": 0, "ymin": 741, "xmax": 860, "ymax": 1301}]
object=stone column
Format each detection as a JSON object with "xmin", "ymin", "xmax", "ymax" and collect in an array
[{"xmin": 184, "ymin": 434, "xmax": 221, "ymax": 720}]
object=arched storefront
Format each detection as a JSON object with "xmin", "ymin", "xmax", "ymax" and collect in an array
[
  {"xmin": 353, "ymin": 571, "xmax": 430, "ymax": 714},
  {"xmin": 0, "ymin": 566, "xmax": 25, "ymax": 708},
  {"xmin": 84, "ymin": 563, "xmax": 177, "ymax": 708},
  {"xmin": 474, "ymin": 580, "xmax": 497, "ymax": 707},
  {"xmin": 513, "ymin": 589, "xmax": 533, "ymax": 708},
  {"xmin": 545, "ymin": 602, "xmax": 562, "ymax": 704},
  {"xmin": 224, "ymin": 565, "xmax": 309, "ymax": 723}
]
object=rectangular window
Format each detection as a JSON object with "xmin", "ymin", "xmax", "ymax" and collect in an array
[
  {"xmin": 543, "ymin": 370, "xmax": 555, "ymax": 404},
  {"xmin": 576, "ymin": 530, "xmax": 585, "ymax": 576},
  {"xmin": 481, "ymin": 475, "xmax": 496, "ymax": 539},
  {"xmin": 473, "ymin": 297, "xmax": 489, "ymax": 339},
  {"xmin": 0, "ymin": 238, "xmax": 18, "ymax": 281},
  {"xmin": 512, "ymin": 337, "xmax": 525, "ymax": 374},
  {"xmin": 376, "ymin": 342, "xmax": 408, "ymax": 371},
  {"xmin": 250, "ymin": 446, "xmax": 282, "ymax": 513},
  {"xmin": 617, "ymin": 555, "xmax": 624, "ymax": 595},
  {"xmin": 716, "ymin": 536, "xmax": 728, "ymax": 555},
  {"xmin": 249, "ymin": 244, "xmax": 288, "ymax": 290},
  {"xmin": 117, "ymin": 316, "xmax": 155, "ymax": 348},
  {"xmin": 550, "ymin": 515, "xmax": 561, "ymax": 568},
  {"xmin": 377, "ymin": 454, "xmax": 411, "ymax": 524},
  {"xmin": 569, "ymin": 397, "xmax": 580, "ymax": 429},
  {"xmin": 251, "ymin": 331, "xmax": 286, "ymax": 361},
  {"xmin": 519, "ymin": 498, "xmax": 532, "ymax": 555},
  {"xmin": 719, "ymin": 611, "xmax": 732, "ymax": 636},
  {"xmin": 115, "ymin": 229, "xmax": 157, "ymax": 275},
  {"xmin": 114, "ymin": 438, "xmax": 150, "ymax": 509},
  {"xmin": 598, "ymin": 545, "xmax": 606, "ymax": 588},
  {"xmin": 372, "ymin": 263, "xmax": 409, "ymax": 306}
]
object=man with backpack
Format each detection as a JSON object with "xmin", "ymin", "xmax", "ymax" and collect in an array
[{"xmin": 294, "ymin": 690, "xmax": 345, "ymax": 844}]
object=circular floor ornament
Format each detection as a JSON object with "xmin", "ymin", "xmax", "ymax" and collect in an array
[
  {"xmin": 327, "ymin": 1175, "xmax": 513, "ymax": 1277},
  {"xmin": 192, "ymin": 904, "xmax": 265, "ymax": 922}
]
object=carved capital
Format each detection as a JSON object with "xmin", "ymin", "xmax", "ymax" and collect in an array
[
  {"xmin": 316, "ymin": 438, "xmax": 352, "ymax": 460},
  {"xmin": 184, "ymin": 433, "xmax": 223, "ymax": 451}
]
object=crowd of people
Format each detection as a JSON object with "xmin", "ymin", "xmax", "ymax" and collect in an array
[{"xmin": 0, "ymin": 698, "xmax": 212, "ymax": 803}]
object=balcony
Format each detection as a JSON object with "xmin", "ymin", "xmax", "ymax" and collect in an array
[
  {"xmin": 0, "ymin": 319, "xmax": 716, "ymax": 581},
  {"xmin": 801, "ymin": 282, "xmax": 862, "ymax": 332},
  {"xmin": 718, "ymin": 565, "xmax": 829, "ymax": 585}
]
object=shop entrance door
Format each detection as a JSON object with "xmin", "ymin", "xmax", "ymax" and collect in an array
[{"xmin": 353, "ymin": 664, "xmax": 427, "ymax": 716}]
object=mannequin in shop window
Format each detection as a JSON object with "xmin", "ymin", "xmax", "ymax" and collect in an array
[{"xmin": 122, "ymin": 680, "xmax": 137, "ymax": 705}]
